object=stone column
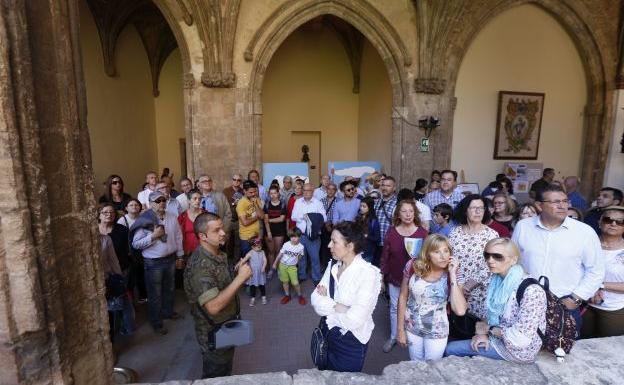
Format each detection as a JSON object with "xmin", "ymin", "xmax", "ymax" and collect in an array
[{"xmin": 0, "ymin": 1, "xmax": 112, "ymax": 384}]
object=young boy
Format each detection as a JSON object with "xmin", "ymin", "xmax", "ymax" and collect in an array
[
  {"xmin": 432, "ymin": 203, "xmax": 455, "ymax": 237},
  {"xmin": 272, "ymin": 228, "xmax": 306, "ymax": 305}
]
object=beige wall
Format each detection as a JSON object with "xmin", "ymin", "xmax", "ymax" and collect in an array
[
  {"xmin": 261, "ymin": 23, "xmax": 359, "ymax": 173},
  {"xmin": 358, "ymin": 39, "xmax": 392, "ymax": 172},
  {"xmin": 452, "ymin": 4, "xmax": 587, "ymax": 190},
  {"xmin": 80, "ymin": 0, "xmax": 158, "ymax": 197},
  {"xmin": 154, "ymin": 49, "xmax": 185, "ymax": 182},
  {"xmin": 80, "ymin": 1, "xmax": 185, "ymax": 197}
]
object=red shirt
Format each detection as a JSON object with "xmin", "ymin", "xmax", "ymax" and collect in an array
[
  {"xmin": 178, "ymin": 210, "xmax": 205, "ymax": 255},
  {"xmin": 287, "ymin": 195, "xmax": 299, "ymax": 230},
  {"xmin": 488, "ymin": 220, "xmax": 511, "ymax": 238},
  {"xmin": 380, "ymin": 226, "xmax": 428, "ymax": 286}
]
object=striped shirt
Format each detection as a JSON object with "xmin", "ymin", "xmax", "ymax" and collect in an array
[{"xmin": 374, "ymin": 195, "xmax": 397, "ymax": 246}]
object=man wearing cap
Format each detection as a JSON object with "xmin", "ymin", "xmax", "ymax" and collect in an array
[{"xmin": 131, "ymin": 191, "xmax": 185, "ymax": 335}]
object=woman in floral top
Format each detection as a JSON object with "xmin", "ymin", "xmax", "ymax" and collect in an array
[
  {"xmin": 448, "ymin": 195, "xmax": 498, "ymax": 323},
  {"xmin": 396, "ymin": 234, "xmax": 467, "ymax": 361},
  {"xmin": 445, "ymin": 238, "xmax": 547, "ymax": 363}
]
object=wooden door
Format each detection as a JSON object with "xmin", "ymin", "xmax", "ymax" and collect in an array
[{"xmin": 290, "ymin": 131, "xmax": 320, "ymax": 186}]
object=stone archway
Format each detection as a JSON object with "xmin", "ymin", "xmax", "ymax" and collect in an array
[
  {"xmin": 418, "ymin": 0, "xmax": 612, "ymax": 197},
  {"xmin": 245, "ymin": 0, "xmax": 411, "ymax": 180}
]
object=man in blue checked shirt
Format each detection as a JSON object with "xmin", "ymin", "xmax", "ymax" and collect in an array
[
  {"xmin": 374, "ymin": 176, "xmax": 398, "ymax": 254},
  {"xmin": 423, "ymin": 169, "xmax": 464, "ymax": 211}
]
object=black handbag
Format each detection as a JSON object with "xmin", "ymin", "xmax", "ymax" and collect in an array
[
  {"xmin": 310, "ymin": 261, "xmax": 335, "ymax": 369},
  {"xmin": 449, "ymin": 311, "xmax": 480, "ymax": 340}
]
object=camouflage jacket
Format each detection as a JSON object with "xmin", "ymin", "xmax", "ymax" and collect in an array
[{"xmin": 184, "ymin": 246, "xmax": 238, "ymax": 332}]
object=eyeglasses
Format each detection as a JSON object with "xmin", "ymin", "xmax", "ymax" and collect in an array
[
  {"xmin": 345, "ymin": 188, "xmax": 354, "ymax": 192},
  {"xmin": 154, "ymin": 198, "xmax": 167, "ymax": 204},
  {"xmin": 483, "ymin": 251, "xmax": 505, "ymax": 261},
  {"xmin": 100, "ymin": 211, "xmax": 115, "ymax": 215},
  {"xmin": 111, "ymin": 180, "xmax": 122, "ymax": 185},
  {"xmin": 200, "ymin": 179, "xmax": 212, "ymax": 183},
  {"xmin": 540, "ymin": 199, "xmax": 570, "ymax": 206},
  {"xmin": 601, "ymin": 216, "xmax": 624, "ymax": 226},
  {"xmin": 468, "ymin": 206, "xmax": 485, "ymax": 212},
  {"xmin": 493, "ymin": 201, "xmax": 505, "ymax": 206},
  {"xmin": 232, "ymin": 178, "xmax": 242, "ymax": 182}
]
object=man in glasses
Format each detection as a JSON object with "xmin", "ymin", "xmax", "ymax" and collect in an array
[
  {"xmin": 131, "ymin": 191, "xmax": 185, "ymax": 335},
  {"xmin": 422, "ymin": 169, "xmax": 464, "ymax": 211},
  {"xmin": 333, "ymin": 180, "xmax": 361, "ymax": 224},
  {"xmin": 513, "ymin": 184, "xmax": 604, "ymax": 334},
  {"xmin": 280, "ymin": 176, "xmax": 294, "ymax": 205},
  {"xmin": 223, "ymin": 174, "xmax": 244, "ymax": 262},
  {"xmin": 156, "ymin": 180, "xmax": 183, "ymax": 216},
  {"xmin": 584, "ymin": 187, "xmax": 623, "ymax": 235},
  {"xmin": 291, "ymin": 183, "xmax": 326, "ymax": 285},
  {"xmin": 198, "ymin": 174, "xmax": 232, "ymax": 236}
]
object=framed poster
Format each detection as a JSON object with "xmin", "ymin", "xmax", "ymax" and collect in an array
[
  {"xmin": 457, "ymin": 183, "xmax": 480, "ymax": 196},
  {"xmin": 494, "ymin": 91, "xmax": 545, "ymax": 160},
  {"xmin": 262, "ymin": 163, "xmax": 309, "ymax": 188},
  {"xmin": 327, "ymin": 161, "xmax": 381, "ymax": 186}
]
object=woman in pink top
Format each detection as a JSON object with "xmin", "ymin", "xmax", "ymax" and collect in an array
[
  {"xmin": 380, "ymin": 199, "xmax": 428, "ymax": 353},
  {"xmin": 177, "ymin": 189, "xmax": 205, "ymax": 288}
]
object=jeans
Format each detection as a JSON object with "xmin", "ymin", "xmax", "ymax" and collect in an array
[
  {"xmin": 144, "ymin": 255, "xmax": 176, "ymax": 329},
  {"xmin": 444, "ymin": 339, "xmax": 504, "ymax": 360},
  {"xmin": 120, "ymin": 269, "xmax": 136, "ymax": 335},
  {"xmin": 406, "ymin": 331, "xmax": 447, "ymax": 361},
  {"xmin": 388, "ymin": 284, "xmax": 401, "ymax": 340},
  {"xmin": 323, "ymin": 323, "xmax": 368, "ymax": 372},
  {"xmin": 299, "ymin": 235, "xmax": 321, "ymax": 281}
]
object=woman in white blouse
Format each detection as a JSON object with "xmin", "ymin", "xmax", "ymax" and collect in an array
[
  {"xmin": 311, "ymin": 221, "xmax": 382, "ymax": 372},
  {"xmin": 582, "ymin": 205, "xmax": 624, "ymax": 338}
]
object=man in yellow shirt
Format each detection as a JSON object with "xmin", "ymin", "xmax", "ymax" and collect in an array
[{"xmin": 236, "ymin": 180, "xmax": 265, "ymax": 259}]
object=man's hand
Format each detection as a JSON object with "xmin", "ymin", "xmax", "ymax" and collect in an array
[
  {"xmin": 151, "ymin": 225, "xmax": 165, "ymax": 240},
  {"xmin": 236, "ymin": 262, "xmax": 252, "ymax": 282},
  {"xmin": 590, "ymin": 290, "xmax": 604, "ymax": 304}
]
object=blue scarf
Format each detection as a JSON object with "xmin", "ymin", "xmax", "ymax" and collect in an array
[{"xmin": 486, "ymin": 264, "xmax": 524, "ymax": 326}]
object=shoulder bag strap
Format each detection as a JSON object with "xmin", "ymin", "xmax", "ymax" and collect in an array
[{"xmin": 329, "ymin": 260, "xmax": 335, "ymax": 299}]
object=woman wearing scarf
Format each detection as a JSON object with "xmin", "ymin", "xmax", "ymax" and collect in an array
[{"xmin": 445, "ymin": 238, "xmax": 546, "ymax": 363}]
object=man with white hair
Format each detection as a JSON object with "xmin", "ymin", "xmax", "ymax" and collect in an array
[
  {"xmin": 292, "ymin": 183, "xmax": 327, "ymax": 285},
  {"xmin": 564, "ymin": 176, "xmax": 587, "ymax": 211}
]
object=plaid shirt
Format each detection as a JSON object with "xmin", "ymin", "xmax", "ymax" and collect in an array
[
  {"xmin": 321, "ymin": 196, "xmax": 339, "ymax": 224},
  {"xmin": 374, "ymin": 195, "xmax": 397, "ymax": 246},
  {"xmin": 422, "ymin": 189, "xmax": 464, "ymax": 211}
]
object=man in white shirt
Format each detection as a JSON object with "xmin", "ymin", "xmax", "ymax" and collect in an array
[
  {"xmin": 313, "ymin": 175, "xmax": 331, "ymax": 201},
  {"xmin": 292, "ymin": 183, "xmax": 327, "ymax": 284},
  {"xmin": 138, "ymin": 171, "xmax": 159, "ymax": 210},
  {"xmin": 132, "ymin": 191, "xmax": 185, "ymax": 335},
  {"xmin": 512, "ymin": 184, "xmax": 604, "ymax": 333},
  {"xmin": 157, "ymin": 181, "xmax": 183, "ymax": 217},
  {"xmin": 176, "ymin": 177, "xmax": 194, "ymax": 211}
]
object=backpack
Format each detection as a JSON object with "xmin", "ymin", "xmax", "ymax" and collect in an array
[{"xmin": 516, "ymin": 276, "xmax": 577, "ymax": 355}]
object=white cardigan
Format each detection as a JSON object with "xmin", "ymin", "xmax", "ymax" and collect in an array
[{"xmin": 311, "ymin": 255, "xmax": 382, "ymax": 344}]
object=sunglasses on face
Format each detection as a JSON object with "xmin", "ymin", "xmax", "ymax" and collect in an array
[
  {"xmin": 602, "ymin": 216, "xmax": 624, "ymax": 226},
  {"xmin": 232, "ymin": 178, "xmax": 242, "ymax": 182},
  {"xmin": 345, "ymin": 188, "xmax": 354, "ymax": 192},
  {"xmin": 154, "ymin": 198, "xmax": 167, "ymax": 204},
  {"xmin": 483, "ymin": 251, "xmax": 505, "ymax": 262},
  {"xmin": 111, "ymin": 180, "xmax": 122, "ymax": 185}
]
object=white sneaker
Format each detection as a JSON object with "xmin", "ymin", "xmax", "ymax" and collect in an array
[
  {"xmin": 383, "ymin": 338, "xmax": 396, "ymax": 353},
  {"xmin": 249, "ymin": 298, "xmax": 255, "ymax": 307},
  {"xmin": 261, "ymin": 296, "xmax": 267, "ymax": 305}
]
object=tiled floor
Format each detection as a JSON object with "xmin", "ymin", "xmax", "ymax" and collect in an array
[{"xmin": 115, "ymin": 277, "xmax": 408, "ymax": 382}]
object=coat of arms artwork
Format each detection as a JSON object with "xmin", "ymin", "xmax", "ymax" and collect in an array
[{"xmin": 493, "ymin": 91, "xmax": 545, "ymax": 160}]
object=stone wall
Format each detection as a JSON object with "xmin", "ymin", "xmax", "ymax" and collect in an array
[{"xmin": 136, "ymin": 336, "xmax": 624, "ymax": 385}]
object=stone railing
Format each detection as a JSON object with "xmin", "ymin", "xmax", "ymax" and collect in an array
[{"xmin": 135, "ymin": 336, "xmax": 623, "ymax": 384}]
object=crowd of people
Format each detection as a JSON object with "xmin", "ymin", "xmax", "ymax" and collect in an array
[{"xmin": 96, "ymin": 166, "xmax": 624, "ymax": 378}]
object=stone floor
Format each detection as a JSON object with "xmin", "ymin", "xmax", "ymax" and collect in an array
[{"xmin": 114, "ymin": 278, "xmax": 406, "ymax": 383}]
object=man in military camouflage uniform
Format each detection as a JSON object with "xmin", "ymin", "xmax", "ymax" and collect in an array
[{"xmin": 184, "ymin": 212, "xmax": 252, "ymax": 378}]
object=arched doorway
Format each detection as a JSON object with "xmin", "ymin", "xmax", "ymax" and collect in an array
[
  {"xmin": 451, "ymin": 4, "xmax": 587, "ymax": 189},
  {"xmin": 261, "ymin": 16, "xmax": 392, "ymax": 185},
  {"xmin": 79, "ymin": 0, "xmax": 189, "ymax": 197},
  {"xmin": 245, "ymin": 0, "xmax": 410, "ymax": 184}
]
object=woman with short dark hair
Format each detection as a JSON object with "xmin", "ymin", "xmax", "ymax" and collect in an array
[
  {"xmin": 448, "ymin": 194, "xmax": 498, "ymax": 338},
  {"xmin": 311, "ymin": 221, "xmax": 382, "ymax": 372}
]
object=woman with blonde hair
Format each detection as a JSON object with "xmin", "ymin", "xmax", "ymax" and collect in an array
[
  {"xmin": 492, "ymin": 193, "xmax": 516, "ymax": 232},
  {"xmin": 445, "ymin": 237, "xmax": 546, "ymax": 363},
  {"xmin": 380, "ymin": 199, "xmax": 428, "ymax": 352},
  {"xmin": 397, "ymin": 234, "xmax": 467, "ymax": 360}
]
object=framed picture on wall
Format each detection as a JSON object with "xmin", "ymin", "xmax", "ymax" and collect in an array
[{"xmin": 494, "ymin": 91, "xmax": 545, "ymax": 160}]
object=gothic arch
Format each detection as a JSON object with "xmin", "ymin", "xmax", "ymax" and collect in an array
[
  {"xmin": 442, "ymin": 0, "xmax": 611, "ymax": 195},
  {"xmin": 246, "ymin": 0, "xmax": 412, "ymax": 177}
]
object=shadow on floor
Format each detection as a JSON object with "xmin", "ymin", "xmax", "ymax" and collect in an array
[{"xmin": 114, "ymin": 278, "xmax": 407, "ymax": 382}]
